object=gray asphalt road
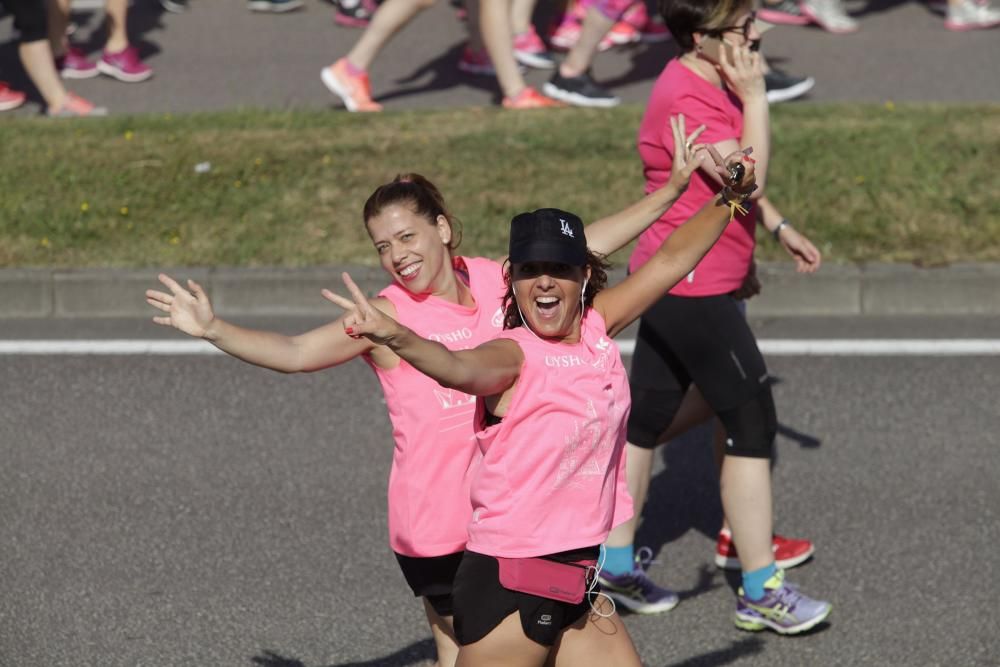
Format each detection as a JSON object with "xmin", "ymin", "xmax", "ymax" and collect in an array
[
  {"xmin": 1, "ymin": 0, "xmax": 998, "ymax": 114},
  {"xmin": 1, "ymin": 316, "xmax": 998, "ymax": 666}
]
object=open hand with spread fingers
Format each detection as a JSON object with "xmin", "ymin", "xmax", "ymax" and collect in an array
[
  {"xmin": 145, "ymin": 273, "xmax": 216, "ymax": 338},
  {"xmin": 668, "ymin": 113, "xmax": 709, "ymax": 192},
  {"xmin": 322, "ymin": 272, "xmax": 406, "ymax": 346}
]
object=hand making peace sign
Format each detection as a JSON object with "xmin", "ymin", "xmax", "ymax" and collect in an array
[{"xmin": 322, "ymin": 272, "xmax": 406, "ymax": 347}]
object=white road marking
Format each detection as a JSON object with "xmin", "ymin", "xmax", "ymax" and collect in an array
[{"xmin": 2, "ymin": 339, "xmax": 1000, "ymax": 355}]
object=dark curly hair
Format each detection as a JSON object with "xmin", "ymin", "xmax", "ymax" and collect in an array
[
  {"xmin": 362, "ymin": 173, "xmax": 464, "ymax": 251},
  {"xmin": 500, "ymin": 251, "xmax": 612, "ymax": 330}
]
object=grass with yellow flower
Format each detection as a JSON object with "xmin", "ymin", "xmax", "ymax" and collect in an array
[{"xmin": 1, "ymin": 104, "xmax": 998, "ymax": 268}]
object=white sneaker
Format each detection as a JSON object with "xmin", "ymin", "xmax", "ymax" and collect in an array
[
  {"xmin": 945, "ymin": 0, "xmax": 1000, "ymax": 29},
  {"xmin": 800, "ymin": 0, "xmax": 859, "ymax": 32}
]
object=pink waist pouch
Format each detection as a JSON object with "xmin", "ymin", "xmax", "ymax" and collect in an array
[{"xmin": 495, "ymin": 556, "xmax": 598, "ymax": 604}]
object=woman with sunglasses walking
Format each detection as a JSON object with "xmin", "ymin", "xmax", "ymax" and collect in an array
[{"xmin": 598, "ymin": 0, "xmax": 830, "ymax": 635}]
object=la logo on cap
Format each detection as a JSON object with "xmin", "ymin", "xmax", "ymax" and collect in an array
[{"xmin": 559, "ymin": 219, "xmax": 574, "ymax": 238}]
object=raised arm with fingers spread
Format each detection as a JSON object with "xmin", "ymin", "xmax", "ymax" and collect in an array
[
  {"xmin": 145, "ymin": 272, "xmax": 381, "ymax": 373},
  {"xmin": 585, "ymin": 114, "xmax": 709, "ymax": 256},
  {"xmin": 596, "ymin": 148, "xmax": 758, "ymax": 337},
  {"xmin": 325, "ymin": 272, "xmax": 523, "ymax": 397}
]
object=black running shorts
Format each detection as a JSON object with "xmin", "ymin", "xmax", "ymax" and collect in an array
[
  {"xmin": 452, "ymin": 547, "xmax": 599, "ymax": 647},
  {"xmin": 626, "ymin": 293, "xmax": 771, "ymax": 448},
  {"xmin": 394, "ymin": 551, "xmax": 464, "ymax": 617}
]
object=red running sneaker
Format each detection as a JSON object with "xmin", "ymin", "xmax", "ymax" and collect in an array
[
  {"xmin": 0, "ymin": 82, "xmax": 26, "ymax": 111},
  {"xmin": 715, "ymin": 530, "xmax": 815, "ymax": 570}
]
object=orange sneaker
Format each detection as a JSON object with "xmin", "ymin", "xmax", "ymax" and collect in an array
[
  {"xmin": 321, "ymin": 58, "xmax": 383, "ymax": 112},
  {"xmin": 502, "ymin": 86, "xmax": 564, "ymax": 109},
  {"xmin": 47, "ymin": 92, "xmax": 108, "ymax": 117}
]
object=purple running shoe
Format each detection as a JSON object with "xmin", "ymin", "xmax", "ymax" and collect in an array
[{"xmin": 734, "ymin": 570, "xmax": 831, "ymax": 635}]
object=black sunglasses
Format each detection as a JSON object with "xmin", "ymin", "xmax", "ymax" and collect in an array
[{"xmin": 707, "ymin": 10, "xmax": 757, "ymax": 39}]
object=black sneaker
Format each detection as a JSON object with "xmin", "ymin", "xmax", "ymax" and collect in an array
[
  {"xmin": 764, "ymin": 69, "xmax": 815, "ymax": 104},
  {"xmin": 543, "ymin": 71, "xmax": 620, "ymax": 108}
]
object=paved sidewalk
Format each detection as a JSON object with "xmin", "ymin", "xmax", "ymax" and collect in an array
[{"xmin": 4, "ymin": 262, "xmax": 1000, "ymax": 319}]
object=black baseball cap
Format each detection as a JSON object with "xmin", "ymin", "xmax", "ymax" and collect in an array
[{"xmin": 508, "ymin": 208, "xmax": 587, "ymax": 267}]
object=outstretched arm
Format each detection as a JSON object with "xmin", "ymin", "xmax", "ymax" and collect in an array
[
  {"xmin": 324, "ymin": 273, "xmax": 523, "ymax": 396},
  {"xmin": 146, "ymin": 273, "xmax": 377, "ymax": 373},
  {"xmin": 585, "ymin": 114, "xmax": 708, "ymax": 256},
  {"xmin": 595, "ymin": 148, "xmax": 757, "ymax": 337}
]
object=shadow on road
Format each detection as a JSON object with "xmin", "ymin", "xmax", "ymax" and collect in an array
[
  {"xmin": 252, "ymin": 638, "xmax": 436, "ymax": 667},
  {"xmin": 662, "ymin": 637, "xmax": 765, "ymax": 667},
  {"xmin": 375, "ymin": 42, "xmax": 500, "ymax": 106}
]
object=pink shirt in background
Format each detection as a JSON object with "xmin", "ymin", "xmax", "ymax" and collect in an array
[
  {"xmin": 630, "ymin": 57, "xmax": 756, "ymax": 297},
  {"xmin": 368, "ymin": 256, "xmax": 505, "ymax": 557},
  {"xmin": 466, "ymin": 308, "xmax": 634, "ymax": 558}
]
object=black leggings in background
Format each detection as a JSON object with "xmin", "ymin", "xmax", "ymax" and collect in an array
[{"xmin": 1, "ymin": 0, "xmax": 48, "ymax": 43}]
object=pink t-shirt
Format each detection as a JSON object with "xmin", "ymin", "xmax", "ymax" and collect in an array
[
  {"xmin": 466, "ymin": 308, "xmax": 634, "ymax": 558},
  {"xmin": 367, "ymin": 256, "xmax": 506, "ymax": 557},
  {"xmin": 630, "ymin": 57, "xmax": 756, "ymax": 296}
]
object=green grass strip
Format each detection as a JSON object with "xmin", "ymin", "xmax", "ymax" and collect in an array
[{"xmin": 3, "ymin": 103, "xmax": 998, "ymax": 268}]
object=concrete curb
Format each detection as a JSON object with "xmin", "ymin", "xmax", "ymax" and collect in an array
[{"xmin": 2, "ymin": 263, "xmax": 999, "ymax": 319}]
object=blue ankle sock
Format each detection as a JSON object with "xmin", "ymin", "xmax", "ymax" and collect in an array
[
  {"xmin": 742, "ymin": 563, "xmax": 778, "ymax": 601},
  {"xmin": 602, "ymin": 544, "xmax": 635, "ymax": 576}
]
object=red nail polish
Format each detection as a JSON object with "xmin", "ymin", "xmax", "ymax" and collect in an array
[{"xmin": 345, "ymin": 327, "xmax": 354, "ymax": 335}]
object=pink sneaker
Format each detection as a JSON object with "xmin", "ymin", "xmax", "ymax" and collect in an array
[
  {"xmin": 47, "ymin": 92, "xmax": 109, "ymax": 117},
  {"xmin": 513, "ymin": 26, "xmax": 556, "ymax": 69},
  {"xmin": 0, "ymin": 82, "xmax": 26, "ymax": 111},
  {"xmin": 321, "ymin": 58, "xmax": 383, "ymax": 112},
  {"xmin": 549, "ymin": 14, "xmax": 582, "ymax": 50},
  {"xmin": 622, "ymin": 2, "xmax": 671, "ymax": 42},
  {"xmin": 98, "ymin": 46, "xmax": 153, "ymax": 83},
  {"xmin": 56, "ymin": 46, "xmax": 99, "ymax": 79},
  {"xmin": 601, "ymin": 19, "xmax": 640, "ymax": 50}
]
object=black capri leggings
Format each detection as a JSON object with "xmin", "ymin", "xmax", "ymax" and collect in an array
[
  {"xmin": 626, "ymin": 292, "xmax": 776, "ymax": 458},
  {"xmin": 1, "ymin": 0, "xmax": 48, "ymax": 43}
]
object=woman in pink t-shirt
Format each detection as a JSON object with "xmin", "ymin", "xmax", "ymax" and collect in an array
[
  {"xmin": 327, "ymin": 150, "xmax": 756, "ymax": 665},
  {"xmin": 600, "ymin": 0, "xmax": 831, "ymax": 636},
  {"xmin": 145, "ymin": 152, "xmax": 705, "ymax": 665}
]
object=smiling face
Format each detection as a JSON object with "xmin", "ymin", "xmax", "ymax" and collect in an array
[
  {"xmin": 510, "ymin": 260, "xmax": 591, "ymax": 343},
  {"xmin": 366, "ymin": 204, "xmax": 453, "ymax": 295}
]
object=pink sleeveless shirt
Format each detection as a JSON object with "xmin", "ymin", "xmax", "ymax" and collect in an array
[
  {"xmin": 367, "ymin": 256, "xmax": 506, "ymax": 557},
  {"xmin": 466, "ymin": 308, "xmax": 634, "ymax": 558}
]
